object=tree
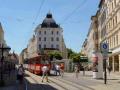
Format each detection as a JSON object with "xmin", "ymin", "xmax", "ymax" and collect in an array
[
  {"xmin": 72, "ymin": 54, "xmax": 81, "ymax": 63},
  {"xmin": 48, "ymin": 51, "xmax": 62, "ymax": 60},
  {"xmin": 67, "ymin": 48, "xmax": 75, "ymax": 59}
]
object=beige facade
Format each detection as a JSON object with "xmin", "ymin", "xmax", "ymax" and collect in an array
[
  {"xmin": 82, "ymin": 15, "xmax": 99, "ymax": 64},
  {"xmin": 0, "ymin": 22, "xmax": 11, "ymax": 61},
  {"xmin": 82, "ymin": 0, "xmax": 120, "ymax": 72},
  {"xmin": 81, "ymin": 39, "xmax": 87, "ymax": 56},
  {"xmin": 98, "ymin": 0, "xmax": 120, "ymax": 72},
  {"xmin": 33, "ymin": 13, "xmax": 67, "ymax": 59},
  {"xmin": 19, "ymin": 48, "xmax": 28, "ymax": 64},
  {"xmin": 27, "ymin": 35, "xmax": 37, "ymax": 59}
]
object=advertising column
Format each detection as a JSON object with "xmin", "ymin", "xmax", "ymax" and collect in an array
[{"xmin": 92, "ymin": 52, "xmax": 103, "ymax": 79}]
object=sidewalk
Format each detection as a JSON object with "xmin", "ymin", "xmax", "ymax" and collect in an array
[
  {"xmin": 0, "ymin": 69, "xmax": 17, "ymax": 90},
  {"xmin": 64, "ymin": 71, "xmax": 120, "ymax": 90}
]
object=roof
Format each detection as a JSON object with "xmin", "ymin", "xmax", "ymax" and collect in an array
[
  {"xmin": 99, "ymin": 0, "xmax": 105, "ymax": 8},
  {"xmin": 41, "ymin": 12, "xmax": 59, "ymax": 28},
  {"xmin": 0, "ymin": 22, "xmax": 4, "ymax": 32}
]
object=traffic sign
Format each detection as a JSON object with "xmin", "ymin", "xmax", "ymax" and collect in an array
[{"xmin": 100, "ymin": 43, "xmax": 109, "ymax": 54}]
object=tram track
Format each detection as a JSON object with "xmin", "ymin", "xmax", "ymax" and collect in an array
[
  {"xmin": 52, "ymin": 77, "xmax": 95, "ymax": 90},
  {"xmin": 49, "ymin": 77, "xmax": 84, "ymax": 90},
  {"xmin": 25, "ymin": 71, "xmax": 68, "ymax": 90},
  {"xmin": 25, "ymin": 71, "xmax": 95, "ymax": 90}
]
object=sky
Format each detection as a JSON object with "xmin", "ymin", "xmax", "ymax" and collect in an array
[{"xmin": 0, "ymin": 0, "xmax": 100, "ymax": 54}]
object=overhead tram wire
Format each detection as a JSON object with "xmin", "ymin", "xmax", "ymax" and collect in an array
[
  {"xmin": 27, "ymin": 0, "xmax": 45, "ymax": 37},
  {"xmin": 60, "ymin": 0, "xmax": 87, "ymax": 25},
  {"xmin": 31, "ymin": 0, "xmax": 45, "ymax": 31},
  {"xmin": 23, "ymin": 0, "xmax": 45, "ymax": 47}
]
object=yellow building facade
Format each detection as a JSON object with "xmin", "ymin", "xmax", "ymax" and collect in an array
[{"xmin": 98, "ymin": 0, "xmax": 120, "ymax": 72}]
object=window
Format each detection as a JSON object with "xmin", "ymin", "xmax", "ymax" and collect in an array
[
  {"xmin": 51, "ymin": 31, "xmax": 53, "ymax": 35},
  {"xmin": 56, "ymin": 45, "xmax": 59, "ymax": 49},
  {"xmin": 57, "ymin": 31, "xmax": 59, "ymax": 35},
  {"xmin": 39, "ymin": 44, "xmax": 41, "ymax": 49},
  {"xmin": 44, "ymin": 37, "xmax": 46, "ymax": 41},
  {"xmin": 44, "ymin": 44, "xmax": 46, "ymax": 48},
  {"xmin": 44, "ymin": 31, "xmax": 46, "ymax": 35},
  {"xmin": 116, "ymin": 34, "xmax": 118, "ymax": 45},
  {"xmin": 114, "ymin": 0, "xmax": 116, "ymax": 6},
  {"xmin": 113, "ymin": 18, "xmax": 114, "ymax": 28},
  {"xmin": 51, "ymin": 37, "xmax": 54, "ymax": 41},
  {"xmin": 112, "ymin": 2, "xmax": 114, "ymax": 9},
  {"xmin": 51, "ymin": 44, "xmax": 54, "ymax": 48},
  {"xmin": 115, "ymin": 16, "xmax": 117, "ymax": 24},
  {"xmin": 114, "ymin": 36, "xmax": 116, "ymax": 46},
  {"xmin": 56, "ymin": 37, "xmax": 59, "ymax": 41},
  {"xmin": 39, "ymin": 31, "xmax": 41, "ymax": 35},
  {"xmin": 39, "ymin": 37, "xmax": 41, "ymax": 41}
]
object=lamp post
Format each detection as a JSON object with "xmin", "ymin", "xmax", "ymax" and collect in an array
[{"xmin": 0, "ymin": 44, "xmax": 11, "ymax": 86}]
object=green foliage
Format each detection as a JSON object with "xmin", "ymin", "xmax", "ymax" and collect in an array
[
  {"xmin": 72, "ymin": 54, "xmax": 81, "ymax": 63},
  {"xmin": 48, "ymin": 51, "xmax": 62, "ymax": 60},
  {"xmin": 66, "ymin": 48, "xmax": 88, "ymax": 63},
  {"xmin": 67, "ymin": 48, "xmax": 76, "ymax": 59}
]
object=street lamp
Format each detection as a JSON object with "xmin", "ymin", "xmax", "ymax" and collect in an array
[{"xmin": 0, "ymin": 44, "xmax": 11, "ymax": 86}]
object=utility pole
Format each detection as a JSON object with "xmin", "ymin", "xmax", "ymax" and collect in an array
[
  {"xmin": 104, "ymin": 58, "xmax": 107, "ymax": 84},
  {"xmin": 100, "ymin": 43, "xmax": 109, "ymax": 84},
  {"xmin": 0, "ymin": 45, "xmax": 4, "ymax": 86}
]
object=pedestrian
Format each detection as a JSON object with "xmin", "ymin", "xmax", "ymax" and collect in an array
[
  {"xmin": 60, "ymin": 63, "xmax": 64, "ymax": 77},
  {"xmin": 53, "ymin": 63, "xmax": 57, "ymax": 75},
  {"xmin": 56, "ymin": 64, "xmax": 60, "ymax": 76},
  {"xmin": 17, "ymin": 64, "xmax": 24, "ymax": 84},
  {"xmin": 41, "ymin": 65, "xmax": 49, "ymax": 82},
  {"xmin": 107, "ymin": 65, "xmax": 112, "ymax": 75},
  {"xmin": 74, "ymin": 64, "xmax": 80, "ymax": 78}
]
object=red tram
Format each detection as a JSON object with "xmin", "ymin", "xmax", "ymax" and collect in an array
[{"xmin": 24, "ymin": 54, "xmax": 51, "ymax": 75}]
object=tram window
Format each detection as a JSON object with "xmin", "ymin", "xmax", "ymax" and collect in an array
[
  {"xmin": 41, "ymin": 60, "xmax": 45, "ymax": 64},
  {"xmin": 45, "ymin": 60, "xmax": 49, "ymax": 64},
  {"xmin": 41, "ymin": 60, "xmax": 49, "ymax": 64},
  {"xmin": 36, "ymin": 60, "xmax": 40, "ymax": 64}
]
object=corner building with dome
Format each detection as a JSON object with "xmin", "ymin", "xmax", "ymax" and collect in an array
[{"xmin": 24, "ymin": 13, "xmax": 68, "ymax": 60}]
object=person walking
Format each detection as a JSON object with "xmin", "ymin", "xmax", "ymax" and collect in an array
[
  {"xmin": 74, "ymin": 64, "xmax": 80, "ymax": 78},
  {"xmin": 41, "ymin": 65, "xmax": 49, "ymax": 82},
  {"xmin": 17, "ymin": 64, "xmax": 24, "ymax": 84},
  {"xmin": 56, "ymin": 64, "xmax": 60, "ymax": 76},
  {"xmin": 53, "ymin": 63, "xmax": 57, "ymax": 75},
  {"xmin": 107, "ymin": 65, "xmax": 112, "ymax": 75},
  {"xmin": 60, "ymin": 63, "xmax": 64, "ymax": 77}
]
